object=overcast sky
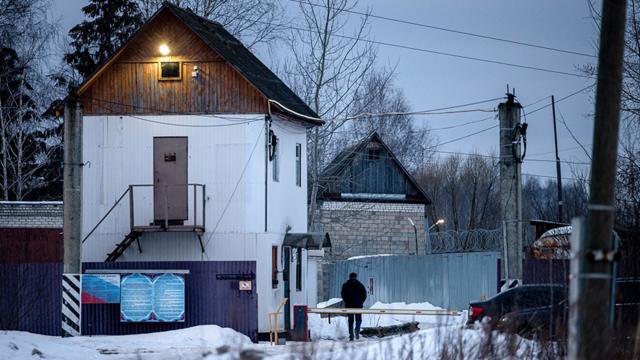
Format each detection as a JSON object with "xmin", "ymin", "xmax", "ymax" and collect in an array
[{"xmin": 51, "ymin": 0, "xmax": 599, "ymax": 180}]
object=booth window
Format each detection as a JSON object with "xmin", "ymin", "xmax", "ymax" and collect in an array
[
  {"xmin": 296, "ymin": 248, "xmax": 302, "ymax": 291},
  {"xmin": 272, "ymin": 246, "xmax": 278, "ymax": 288},
  {"xmin": 159, "ymin": 61, "xmax": 181, "ymax": 80},
  {"xmin": 295, "ymin": 143, "xmax": 302, "ymax": 187}
]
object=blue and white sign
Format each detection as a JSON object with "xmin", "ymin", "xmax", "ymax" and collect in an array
[
  {"xmin": 120, "ymin": 273, "xmax": 185, "ymax": 322},
  {"xmin": 82, "ymin": 274, "xmax": 121, "ymax": 304}
]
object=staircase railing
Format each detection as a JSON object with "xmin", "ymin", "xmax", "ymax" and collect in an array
[{"xmin": 82, "ymin": 187, "xmax": 131, "ymax": 244}]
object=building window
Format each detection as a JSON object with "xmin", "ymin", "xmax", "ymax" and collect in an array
[
  {"xmin": 159, "ymin": 61, "xmax": 181, "ymax": 80},
  {"xmin": 296, "ymin": 248, "xmax": 302, "ymax": 291},
  {"xmin": 368, "ymin": 148, "xmax": 381, "ymax": 160},
  {"xmin": 295, "ymin": 143, "xmax": 302, "ymax": 187},
  {"xmin": 272, "ymin": 246, "xmax": 278, "ymax": 288},
  {"xmin": 272, "ymin": 139, "xmax": 279, "ymax": 182}
]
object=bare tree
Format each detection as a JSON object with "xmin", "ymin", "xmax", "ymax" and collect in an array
[
  {"xmin": 284, "ymin": 0, "xmax": 378, "ymax": 228},
  {"xmin": 416, "ymin": 154, "xmax": 501, "ymax": 232},
  {"xmin": 136, "ymin": 0, "xmax": 284, "ymax": 48},
  {"xmin": 334, "ymin": 70, "xmax": 435, "ymax": 171}
]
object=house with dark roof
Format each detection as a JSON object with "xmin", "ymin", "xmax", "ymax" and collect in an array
[
  {"xmin": 316, "ymin": 132, "xmax": 432, "ymax": 299},
  {"xmin": 74, "ymin": 2, "xmax": 324, "ymax": 340}
]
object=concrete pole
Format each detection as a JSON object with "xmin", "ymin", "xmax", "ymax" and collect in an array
[
  {"xmin": 569, "ymin": 1, "xmax": 626, "ymax": 358},
  {"xmin": 63, "ymin": 98, "xmax": 83, "ymax": 274},
  {"xmin": 498, "ymin": 93, "xmax": 523, "ymax": 287}
]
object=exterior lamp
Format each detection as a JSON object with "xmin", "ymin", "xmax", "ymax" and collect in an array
[
  {"xmin": 407, "ymin": 218, "xmax": 418, "ymax": 256},
  {"xmin": 159, "ymin": 44, "xmax": 170, "ymax": 56},
  {"xmin": 429, "ymin": 218, "xmax": 445, "ymax": 231}
]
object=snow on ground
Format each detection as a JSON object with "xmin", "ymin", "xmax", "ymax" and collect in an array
[
  {"xmin": 1, "ymin": 325, "xmax": 251, "ymax": 360},
  {"xmin": 316, "ymin": 298, "xmax": 342, "ymax": 308},
  {"xmin": 1, "ymin": 323, "xmax": 545, "ymax": 360},
  {"xmin": 308, "ymin": 300, "xmax": 466, "ymax": 340}
]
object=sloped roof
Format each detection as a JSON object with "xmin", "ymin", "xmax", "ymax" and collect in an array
[
  {"xmin": 75, "ymin": 2, "xmax": 321, "ymax": 125},
  {"xmin": 320, "ymin": 132, "xmax": 431, "ymax": 204}
]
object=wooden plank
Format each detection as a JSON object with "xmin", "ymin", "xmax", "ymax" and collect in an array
[{"xmin": 80, "ymin": 10, "xmax": 268, "ymax": 116}]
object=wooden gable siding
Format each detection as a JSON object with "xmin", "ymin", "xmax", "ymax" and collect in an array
[
  {"xmin": 80, "ymin": 10, "xmax": 268, "ymax": 115},
  {"xmin": 325, "ymin": 141, "xmax": 424, "ymax": 202}
]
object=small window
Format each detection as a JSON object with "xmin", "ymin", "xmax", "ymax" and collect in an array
[
  {"xmin": 295, "ymin": 143, "xmax": 302, "ymax": 187},
  {"xmin": 368, "ymin": 148, "xmax": 381, "ymax": 160},
  {"xmin": 159, "ymin": 61, "xmax": 181, "ymax": 80},
  {"xmin": 272, "ymin": 140, "xmax": 279, "ymax": 182},
  {"xmin": 296, "ymin": 248, "xmax": 302, "ymax": 291},
  {"xmin": 272, "ymin": 246, "xmax": 278, "ymax": 288}
]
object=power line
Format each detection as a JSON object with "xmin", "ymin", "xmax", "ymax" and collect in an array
[
  {"xmin": 203, "ymin": 127, "xmax": 264, "ymax": 253},
  {"xmin": 428, "ymin": 148, "xmax": 590, "ymax": 165},
  {"xmin": 523, "ymin": 172, "xmax": 588, "ymax": 182},
  {"xmin": 82, "ymin": 95, "xmax": 265, "ymax": 123},
  {"xmin": 252, "ymin": 15, "xmax": 593, "ymax": 78},
  {"xmin": 287, "ymin": 0, "xmax": 597, "ymax": 58},
  {"xmin": 429, "ymin": 124, "xmax": 498, "ymax": 148},
  {"xmin": 528, "ymin": 144, "xmax": 592, "ymax": 156},
  {"xmin": 525, "ymin": 84, "xmax": 595, "ymax": 116}
]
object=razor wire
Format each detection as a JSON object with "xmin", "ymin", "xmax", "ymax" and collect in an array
[{"xmin": 429, "ymin": 228, "xmax": 503, "ymax": 253}]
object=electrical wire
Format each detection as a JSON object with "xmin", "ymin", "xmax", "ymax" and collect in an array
[
  {"xmin": 82, "ymin": 95, "xmax": 265, "ymax": 123},
  {"xmin": 235, "ymin": 15, "xmax": 592, "ymax": 79},
  {"xmin": 287, "ymin": 0, "xmax": 597, "ymax": 58},
  {"xmin": 429, "ymin": 124, "xmax": 498, "ymax": 148},
  {"xmin": 203, "ymin": 127, "xmax": 265, "ymax": 255},
  {"xmin": 525, "ymin": 84, "xmax": 595, "ymax": 116}
]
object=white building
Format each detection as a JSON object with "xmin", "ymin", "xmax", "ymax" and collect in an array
[{"xmin": 76, "ymin": 3, "xmax": 326, "ymax": 337}]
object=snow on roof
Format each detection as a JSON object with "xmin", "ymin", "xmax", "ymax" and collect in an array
[
  {"xmin": 540, "ymin": 225, "xmax": 572, "ymax": 238},
  {"xmin": 347, "ymin": 254, "xmax": 395, "ymax": 261}
]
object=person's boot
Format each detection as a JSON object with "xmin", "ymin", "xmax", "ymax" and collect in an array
[{"xmin": 349, "ymin": 335, "xmax": 354, "ymax": 341}]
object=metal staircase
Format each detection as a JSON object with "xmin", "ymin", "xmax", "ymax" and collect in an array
[{"xmin": 105, "ymin": 231, "xmax": 142, "ymax": 262}]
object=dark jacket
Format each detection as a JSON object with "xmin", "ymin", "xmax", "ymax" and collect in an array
[{"xmin": 341, "ymin": 278, "xmax": 367, "ymax": 308}]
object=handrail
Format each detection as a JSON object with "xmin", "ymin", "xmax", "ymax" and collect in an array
[{"xmin": 82, "ymin": 187, "xmax": 131, "ymax": 244}]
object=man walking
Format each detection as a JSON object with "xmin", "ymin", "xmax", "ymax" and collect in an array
[{"xmin": 341, "ymin": 272, "xmax": 367, "ymax": 341}]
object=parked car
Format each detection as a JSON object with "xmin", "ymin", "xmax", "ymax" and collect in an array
[
  {"xmin": 497, "ymin": 300, "xmax": 568, "ymax": 340},
  {"xmin": 467, "ymin": 284, "xmax": 567, "ymax": 326}
]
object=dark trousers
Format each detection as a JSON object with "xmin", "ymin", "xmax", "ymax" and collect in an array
[{"xmin": 347, "ymin": 313, "xmax": 362, "ymax": 339}]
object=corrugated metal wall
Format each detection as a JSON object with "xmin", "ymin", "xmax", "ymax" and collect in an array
[
  {"xmin": 0, "ymin": 228, "xmax": 63, "ymax": 263},
  {"xmin": 0, "ymin": 262, "xmax": 62, "ymax": 335},
  {"xmin": 0, "ymin": 261, "xmax": 257, "ymax": 341},
  {"xmin": 326, "ymin": 252, "xmax": 499, "ymax": 310},
  {"xmin": 82, "ymin": 261, "xmax": 258, "ymax": 341}
]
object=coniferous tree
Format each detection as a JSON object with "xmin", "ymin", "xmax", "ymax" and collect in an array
[{"xmin": 64, "ymin": 0, "xmax": 143, "ymax": 80}]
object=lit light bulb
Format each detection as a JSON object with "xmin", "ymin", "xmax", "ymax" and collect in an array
[{"xmin": 159, "ymin": 44, "xmax": 170, "ymax": 56}]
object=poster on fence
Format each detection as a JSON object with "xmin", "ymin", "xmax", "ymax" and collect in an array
[
  {"xmin": 120, "ymin": 273, "xmax": 185, "ymax": 322},
  {"xmin": 81, "ymin": 274, "xmax": 121, "ymax": 304}
]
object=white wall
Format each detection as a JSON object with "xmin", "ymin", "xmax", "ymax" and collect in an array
[{"xmin": 81, "ymin": 114, "xmax": 312, "ymax": 332}]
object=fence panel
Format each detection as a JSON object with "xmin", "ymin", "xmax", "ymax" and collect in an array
[
  {"xmin": 82, "ymin": 261, "xmax": 258, "ymax": 341},
  {"xmin": 0, "ymin": 261, "xmax": 257, "ymax": 341},
  {"xmin": 326, "ymin": 252, "xmax": 499, "ymax": 310},
  {"xmin": 0, "ymin": 262, "xmax": 62, "ymax": 336}
]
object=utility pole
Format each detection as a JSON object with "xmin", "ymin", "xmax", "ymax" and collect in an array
[
  {"xmin": 569, "ymin": 0, "xmax": 626, "ymax": 359},
  {"xmin": 551, "ymin": 96, "xmax": 564, "ymax": 223},
  {"xmin": 498, "ymin": 91, "xmax": 524, "ymax": 289},
  {"xmin": 61, "ymin": 97, "xmax": 83, "ymax": 337}
]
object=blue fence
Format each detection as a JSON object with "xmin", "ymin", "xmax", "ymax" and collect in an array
[
  {"xmin": 0, "ymin": 262, "xmax": 62, "ymax": 336},
  {"xmin": 0, "ymin": 261, "xmax": 258, "ymax": 341},
  {"xmin": 326, "ymin": 252, "xmax": 499, "ymax": 310}
]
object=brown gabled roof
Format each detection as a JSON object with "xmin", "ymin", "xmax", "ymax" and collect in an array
[{"xmin": 74, "ymin": 2, "xmax": 321, "ymax": 125}]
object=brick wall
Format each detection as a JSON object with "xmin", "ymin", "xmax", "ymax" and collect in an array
[
  {"xmin": 316, "ymin": 201, "xmax": 427, "ymax": 302},
  {"xmin": 319, "ymin": 201, "xmax": 426, "ymax": 259},
  {"xmin": 0, "ymin": 202, "xmax": 63, "ymax": 228}
]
